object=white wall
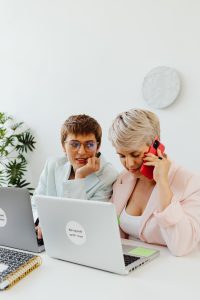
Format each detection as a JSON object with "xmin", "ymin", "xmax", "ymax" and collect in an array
[{"xmin": 1, "ymin": 0, "xmax": 200, "ymax": 188}]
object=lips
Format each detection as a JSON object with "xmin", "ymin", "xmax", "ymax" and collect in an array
[
  {"xmin": 76, "ymin": 158, "xmax": 88, "ymax": 164},
  {"xmin": 129, "ymin": 167, "xmax": 140, "ymax": 173}
]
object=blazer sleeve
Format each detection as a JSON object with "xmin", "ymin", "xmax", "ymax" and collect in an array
[
  {"xmin": 154, "ymin": 174, "xmax": 200, "ymax": 256},
  {"xmin": 31, "ymin": 159, "xmax": 50, "ymax": 221},
  {"xmin": 62, "ymin": 163, "xmax": 118, "ymax": 202},
  {"xmin": 33, "ymin": 162, "xmax": 48, "ymax": 196}
]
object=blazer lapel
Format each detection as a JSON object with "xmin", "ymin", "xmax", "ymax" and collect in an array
[
  {"xmin": 139, "ymin": 185, "xmax": 160, "ymax": 239},
  {"xmin": 112, "ymin": 172, "xmax": 137, "ymax": 215},
  {"xmin": 139, "ymin": 161, "xmax": 180, "ymax": 238},
  {"xmin": 55, "ymin": 160, "xmax": 71, "ymax": 196}
]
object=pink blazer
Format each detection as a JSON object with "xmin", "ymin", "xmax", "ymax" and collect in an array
[{"xmin": 111, "ymin": 162, "xmax": 200, "ymax": 256}]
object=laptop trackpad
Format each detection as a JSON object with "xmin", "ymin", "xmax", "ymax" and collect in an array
[{"xmin": 122, "ymin": 244, "xmax": 157, "ymax": 257}]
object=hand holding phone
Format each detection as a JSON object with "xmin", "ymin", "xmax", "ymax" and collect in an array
[{"xmin": 140, "ymin": 138, "xmax": 165, "ymax": 180}]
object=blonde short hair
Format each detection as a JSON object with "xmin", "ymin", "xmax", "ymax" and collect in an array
[{"xmin": 109, "ymin": 109, "xmax": 160, "ymax": 150}]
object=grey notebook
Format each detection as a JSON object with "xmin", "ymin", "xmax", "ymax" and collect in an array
[{"xmin": 0, "ymin": 247, "xmax": 42, "ymax": 290}]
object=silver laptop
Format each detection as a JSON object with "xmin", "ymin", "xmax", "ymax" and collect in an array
[
  {"xmin": 0, "ymin": 187, "xmax": 44, "ymax": 253},
  {"xmin": 34, "ymin": 195, "xmax": 159, "ymax": 275}
]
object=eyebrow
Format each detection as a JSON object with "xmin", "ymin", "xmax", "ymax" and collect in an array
[
  {"xmin": 69, "ymin": 139, "xmax": 96, "ymax": 143},
  {"xmin": 117, "ymin": 151, "xmax": 141, "ymax": 156}
]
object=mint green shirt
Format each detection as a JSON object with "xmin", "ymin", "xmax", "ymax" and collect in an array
[{"xmin": 32, "ymin": 155, "xmax": 118, "ymax": 220}]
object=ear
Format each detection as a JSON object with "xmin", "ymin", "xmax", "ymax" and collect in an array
[
  {"xmin": 62, "ymin": 144, "xmax": 66, "ymax": 153},
  {"xmin": 97, "ymin": 142, "xmax": 101, "ymax": 152}
]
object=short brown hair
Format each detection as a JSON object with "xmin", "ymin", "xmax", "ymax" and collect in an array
[{"xmin": 61, "ymin": 114, "xmax": 102, "ymax": 147}]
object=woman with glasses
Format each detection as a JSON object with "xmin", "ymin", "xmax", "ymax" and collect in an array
[
  {"xmin": 32, "ymin": 114, "xmax": 118, "ymax": 238},
  {"xmin": 109, "ymin": 109, "xmax": 200, "ymax": 256}
]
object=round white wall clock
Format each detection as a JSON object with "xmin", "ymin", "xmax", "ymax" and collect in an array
[{"xmin": 142, "ymin": 66, "xmax": 181, "ymax": 109}]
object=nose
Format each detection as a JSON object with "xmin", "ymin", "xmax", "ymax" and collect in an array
[
  {"xmin": 125, "ymin": 156, "xmax": 138, "ymax": 169},
  {"xmin": 77, "ymin": 144, "xmax": 86, "ymax": 155}
]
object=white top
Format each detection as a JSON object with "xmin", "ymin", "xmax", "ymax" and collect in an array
[{"xmin": 119, "ymin": 207, "xmax": 142, "ymax": 239}]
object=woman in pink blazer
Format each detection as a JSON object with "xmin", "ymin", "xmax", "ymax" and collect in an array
[{"xmin": 109, "ymin": 109, "xmax": 200, "ymax": 256}]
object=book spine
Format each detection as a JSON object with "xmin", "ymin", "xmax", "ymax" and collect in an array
[{"xmin": 5, "ymin": 256, "xmax": 42, "ymax": 289}]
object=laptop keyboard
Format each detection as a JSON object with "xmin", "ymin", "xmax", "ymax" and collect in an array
[{"xmin": 123, "ymin": 254, "xmax": 140, "ymax": 266}]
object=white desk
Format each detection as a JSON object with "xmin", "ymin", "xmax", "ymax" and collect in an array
[{"xmin": 1, "ymin": 239, "xmax": 200, "ymax": 300}]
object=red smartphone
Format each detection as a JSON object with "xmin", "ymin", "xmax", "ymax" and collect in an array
[{"xmin": 140, "ymin": 138, "xmax": 165, "ymax": 180}]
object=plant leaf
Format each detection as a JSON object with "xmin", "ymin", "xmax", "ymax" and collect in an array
[
  {"xmin": 0, "ymin": 112, "xmax": 13, "ymax": 124},
  {"xmin": 6, "ymin": 160, "xmax": 27, "ymax": 185},
  {"xmin": 11, "ymin": 122, "xmax": 24, "ymax": 131},
  {"xmin": 15, "ymin": 131, "xmax": 36, "ymax": 153},
  {"xmin": 0, "ymin": 169, "xmax": 6, "ymax": 186},
  {"xmin": 0, "ymin": 128, "xmax": 6, "ymax": 139},
  {"xmin": 0, "ymin": 112, "xmax": 36, "ymax": 192},
  {"xmin": 17, "ymin": 153, "xmax": 27, "ymax": 163},
  {"xmin": 8, "ymin": 179, "xmax": 35, "ymax": 196}
]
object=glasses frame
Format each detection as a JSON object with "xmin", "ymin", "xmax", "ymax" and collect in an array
[{"xmin": 64, "ymin": 139, "xmax": 98, "ymax": 152}]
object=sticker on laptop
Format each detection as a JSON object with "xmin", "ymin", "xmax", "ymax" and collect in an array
[
  {"xmin": 0, "ymin": 208, "xmax": 7, "ymax": 227},
  {"xmin": 66, "ymin": 221, "xmax": 86, "ymax": 245}
]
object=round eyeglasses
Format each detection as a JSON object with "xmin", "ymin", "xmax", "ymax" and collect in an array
[{"xmin": 65, "ymin": 140, "xmax": 97, "ymax": 152}]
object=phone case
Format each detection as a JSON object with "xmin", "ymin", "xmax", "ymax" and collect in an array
[{"xmin": 140, "ymin": 139, "xmax": 165, "ymax": 180}]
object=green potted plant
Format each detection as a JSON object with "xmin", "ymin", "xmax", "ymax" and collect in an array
[{"xmin": 0, "ymin": 112, "xmax": 36, "ymax": 194}]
